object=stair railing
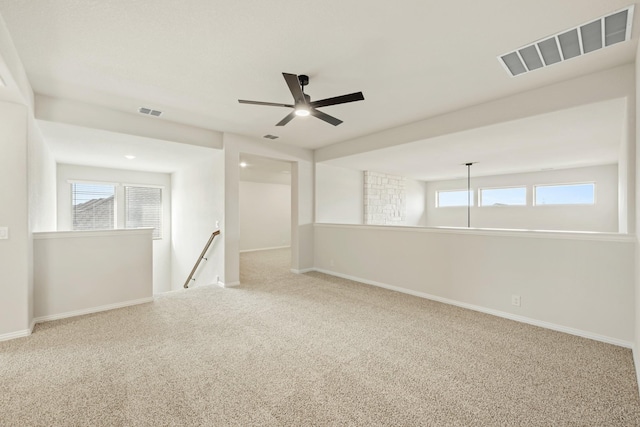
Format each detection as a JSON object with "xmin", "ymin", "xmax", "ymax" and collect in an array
[{"xmin": 184, "ymin": 230, "xmax": 221, "ymax": 289}]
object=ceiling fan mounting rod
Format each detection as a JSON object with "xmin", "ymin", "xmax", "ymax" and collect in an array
[{"xmin": 298, "ymin": 74, "xmax": 309, "ymax": 91}]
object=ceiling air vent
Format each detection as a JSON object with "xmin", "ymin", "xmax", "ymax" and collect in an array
[
  {"xmin": 263, "ymin": 134, "xmax": 279, "ymax": 140},
  {"xmin": 138, "ymin": 107, "xmax": 163, "ymax": 117},
  {"xmin": 499, "ymin": 5, "xmax": 634, "ymax": 77}
]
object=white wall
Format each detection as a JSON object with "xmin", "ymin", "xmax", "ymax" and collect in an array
[
  {"xmin": 406, "ymin": 178, "xmax": 428, "ymax": 226},
  {"xmin": 424, "ymin": 164, "xmax": 618, "ymax": 232},
  {"xmin": 34, "ymin": 229, "xmax": 153, "ymax": 321},
  {"xmin": 28, "ymin": 121, "xmax": 57, "ymax": 233},
  {"xmin": 171, "ymin": 149, "xmax": 225, "ymax": 290},
  {"xmin": 0, "ymin": 101, "xmax": 30, "ymax": 338},
  {"xmin": 239, "ymin": 181, "xmax": 290, "ymax": 252},
  {"xmin": 315, "ymin": 163, "xmax": 363, "ymax": 224},
  {"xmin": 0, "ymin": 15, "xmax": 58, "ymax": 339},
  {"xmin": 27, "ymin": 112, "xmax": 57, "ymax": 329},
  {"xmin": 314, "ymin": 224, "xmax": 635, "ymax": 345},
  {"xmin": 315, "ymin": 165, "xmax": 426, "ymax": 226},
  {"xmin": 56, "ymin": 164, "xmax": 172, "ymax": 293}
]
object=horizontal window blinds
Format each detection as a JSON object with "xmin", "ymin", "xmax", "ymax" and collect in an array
[
  {"xmin": 71, "ymin": 183, "xmax": 116, "ymax": 230},
  {"xmin": 125, "ymin": 186, "xmax": 162, "ymax": 238}
]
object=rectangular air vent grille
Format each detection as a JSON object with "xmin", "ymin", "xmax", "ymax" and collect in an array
[
  {"xmin": 499, "ymin": 5, "xmax": 634, "ymax": 77},
  {"xmin": 263, "ymin": 134, "xmax": 279, "ymax": 140},
  {"xmin": 138, "ymin": 107, "xmax": 163, "ymax": 117}
]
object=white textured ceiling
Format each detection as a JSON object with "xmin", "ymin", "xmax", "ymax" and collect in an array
[
  {"xmin": 0, "ymin": 0, "xmax": 637, "ymax": 150},
  {"xmin": 324, "ymin": 99, "xmax": 626, "ymax": 181},
  {"xmin": 39, "ymin": 120, "xmax": 215, "ymax": 173}
]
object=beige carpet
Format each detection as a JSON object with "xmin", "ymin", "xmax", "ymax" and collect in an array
[{"xmin": 1, "ymin": 248, "xmax": 640, "ymax": 426}]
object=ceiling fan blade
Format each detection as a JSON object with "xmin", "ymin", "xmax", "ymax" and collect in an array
[
  {"xmin": 310, "ymin": 109, "xmax": 343, "ymax": 126},
  {"xmin": 276, "ymin": 111, "xmax": 297, "ymax": 126},
  {"xmin": 283, "ymin": 73, "xmax": 306, "ymax": 104},
  {"xmin": 238, "ymin": 100, "xmax": 294, "ymax": 108},
  {"xmin": 310, "ymin": 92, "xmax": 364, "ymax": 109}
]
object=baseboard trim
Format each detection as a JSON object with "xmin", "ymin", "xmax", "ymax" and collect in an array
[
  {"xmin": 313, "ymin": 268, "xmax": 633, "ymax": 349},
  {"xmin": 220, "ymin": 281, "xmax": 240, "ymax": 288},
  {"xmin": 0, "ymin": 328, "xmax": 32, "ymax": 342},
  {"xmin": 156, "ymin": 288, "xmax": 186, "ymax": 294},
  {"xmin": 291, "ymin": 268, "xmax": 314, "ymax": 274},
  {"xmin": 33, "ymin": 297, "xmax": 154, "ymax": 324},
  {"xmin": 240, "ymin": 246, "xmax": 290, "ymax": 253}
]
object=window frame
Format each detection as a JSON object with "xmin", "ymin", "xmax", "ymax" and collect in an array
[
  {"xmin": 478, "ymin": 185, "xmax": 527, "ymax": 207},
  {"xmin": 435, "ymin": 189, "xmax": 475, "ymax": 208},
  {"xmin": 533, "ymin": 181, "xmax": 596, "ymax": 206}
]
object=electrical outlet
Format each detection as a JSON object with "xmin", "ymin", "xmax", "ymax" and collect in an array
[
  {"xmin": 511, "ymin": 295, "xmax": 521, "ymax": 307},
  {"xmin": 330, "ymin": 259, "xmax": 335, "ymax": 267},
  {"xmin": 0, "ymin": 227, "xmax": 7, "ymax": 239}
]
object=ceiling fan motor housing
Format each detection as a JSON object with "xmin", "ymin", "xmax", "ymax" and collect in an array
[{"xmin": 298, "ymin": 74, "xmax": 309, "ymax": 87}]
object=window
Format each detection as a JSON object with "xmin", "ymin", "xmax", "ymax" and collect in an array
[
  {"xmin": 125, "ymin": 186, "xmax": 162, "ymax": 238},
  {"xmin": 437, "ymin": 190, "xmax": 474, "ymax": 207},
  {"xmin": 71, "ymin": 183, "xmax": 116, "ymax": 231},
  {"xmin": 480, "ymin": 187, "xmax": 526, "ymax": 206},
  {"xmin": 534, "ymin": 183, "xmax": 595, "ymax": 205}
]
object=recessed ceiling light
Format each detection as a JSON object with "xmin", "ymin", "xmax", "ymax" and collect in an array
[
  {"xmin": 124, "ymin": 154, "xmax": 136, "ymax": 160},
  {"xmin": 240, "ymin": 162, "xmax": 247, "ymax": 168}
]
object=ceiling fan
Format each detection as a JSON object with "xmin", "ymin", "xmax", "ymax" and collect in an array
[{"xmin": 238, "ymin": 73, "xmax": 364, "ymax": 126}]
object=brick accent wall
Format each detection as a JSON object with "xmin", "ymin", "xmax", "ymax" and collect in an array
[{"xmin": 364, "ymin": 171, "xmax": 406, "ymax": 225}]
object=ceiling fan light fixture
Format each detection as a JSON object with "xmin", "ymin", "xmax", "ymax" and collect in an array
[
  {"xmin": 294, "ymin": 107, "xmax": 310, "ymax": 117},
  {"xmin": 238, "ymin": 73, "xmax": 364, "ymax": 126}
]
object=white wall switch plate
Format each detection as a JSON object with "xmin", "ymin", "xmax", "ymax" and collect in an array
[{"xmin": 0, "ymin": 227, "xmax": 8, "ymax": 239}]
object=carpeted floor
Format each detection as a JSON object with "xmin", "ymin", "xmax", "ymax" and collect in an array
[{"xmin": 1, "ymin": 248, "xmax": 640, "ymax": 426}]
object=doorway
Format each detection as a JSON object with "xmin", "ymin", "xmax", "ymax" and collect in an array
[{"xmin": 238, "ymin": 154, "xmax": 292, "ymax": 273}]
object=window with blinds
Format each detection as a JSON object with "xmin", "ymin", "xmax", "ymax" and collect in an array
[
  {"xmin": 125, "ymin": 186, "xmax": 162, "ymax": 239},
  {"xmin": 71, "ymin": 183, "xmax": 116, "ymax": 231}
]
